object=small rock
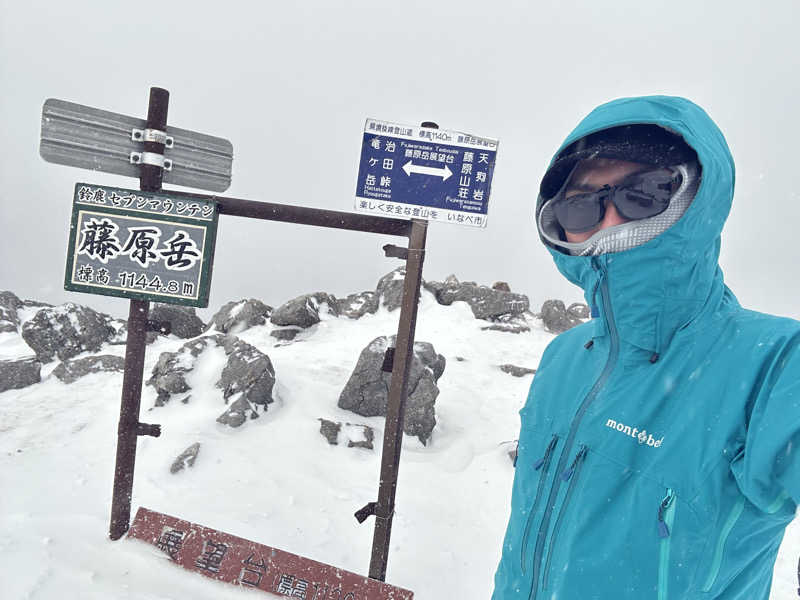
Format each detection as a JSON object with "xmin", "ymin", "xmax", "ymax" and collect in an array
[
  {"xmin": 318, "ymin": 418, "xmax": 342, "ymax": 445},
  {"xmin": 216, "ymin": 396, "xmax": 259, "ymax": 427},
  {"xmin": 0, "ymin": 358, "xmax": 41, "ymax": 392},
  {"xmin": 170, "ymin": 442, "xmax": 200, "ymax": 474},
  {"xmin": 499, "ymin": 364, "xmax": 537, "ymax": 377},
  {"xmin": 270, "ymin": 327, "xmax": 301, "ymax": 341},
  {"xmin": 53, "ymin": 355, "xmax": 125, "ymax": 384},
  {"xmin": 344, "ymin": 423, "xmax": 375, "ymax": 450},
  {"xmin": 0, "ymin": 291, "xmax": 22, "ymax": 333},
  {"xmin": 567, "ymin": 302, "xmax": 591, "ymax": 320},
  {"xmin": 335, "ymin": 291, "xmax": 379, "ymax": 319},
  {"xmin": 492, "ymin": 282, "xmax": 511, "ymax": 292}
]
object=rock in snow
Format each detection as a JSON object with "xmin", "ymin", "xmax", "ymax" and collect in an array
[
  {"xmin": 0, "ymin": 358, "xmax": 41, "ymax": 392},
  {"xmin": 147, "ymin": 334, "xmax": 276, "ymax": 427},
  {"xmin": 337, "ymin": 335, "xmax": 446, "ymax": 445},
  {"xmin": 270, "ymin": 293, "xmax": 339, "ymax": 328},
  {"xmin": 540, "ymin": 299, "xmax": 585, "ymax": 334},
  {"xmin": 170, "ymin": 442, "xmax": 201, "ymax": 474},
  {"xmin": 148, "ymin": 303, "xmax": 206, "ymax": 338},
  {"xmin": 53, "ymin": 355, "xmax": 125, "ymax": 384},
  {"xmin": 21, "ymin": 303, "xmax": 117, "ymax": 362},
  {"xmin": 207, "ymin": 298, "xmax": 272, "ymax": 334}
]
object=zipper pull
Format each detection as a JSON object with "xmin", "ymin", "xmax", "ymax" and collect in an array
[
  {"xmin": 657, "ymin": 489, "xmax": 675, "ymax": 538},
  {"xmin": 560, "ymin": 445, "xmax": 588, "ymax": 481},
  {"xmin": 533, "ymin": 435, "xmax": 558, "ymax": 470}
]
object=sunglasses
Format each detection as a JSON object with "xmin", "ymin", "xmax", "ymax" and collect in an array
[{"xmin": 551, "ymin": 167, "xmax": 682, "ymax": 233}]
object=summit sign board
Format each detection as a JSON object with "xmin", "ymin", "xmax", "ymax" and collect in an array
[
  {"xmin": 64, "ymin": 183, "xmax": 218, "ymax": 308},
  {"xmin": 354, "ymin": 119, "xmax": 498, "ymax": 228}
]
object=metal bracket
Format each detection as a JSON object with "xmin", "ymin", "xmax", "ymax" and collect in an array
[
  {"xmin": 383, "ymin": 244, "xmax": 408, "ymax": 260},
  {"xmin": 131, "ymin": 127, "xmax": 174, "ymax": 148},
  {"xmin": 354, "ymin": 501, "xmax": 378, "ymax": 524},
  {"xmin": 130, "ymin": 152, "xmax": 173, "ymax": 171},
  {"xmin": 381, "ymin": 347, "xmax": 395, "ymax": 373},
  {"xmin": 136, "ymin": 422, "xmax": 162, "ymax": 437}
]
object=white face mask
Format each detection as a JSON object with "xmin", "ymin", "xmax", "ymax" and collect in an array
[{"xmin": 538, "ymin": 162, "xmax": 700, "ymax": 256}]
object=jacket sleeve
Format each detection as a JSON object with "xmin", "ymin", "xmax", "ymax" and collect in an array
[{"xmin": 733, "ymin": 334, "xmax": 800, "ymax": 513}]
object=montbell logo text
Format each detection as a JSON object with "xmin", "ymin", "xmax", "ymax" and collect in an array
[{"xmin": 605, "ymin": 418, "xmax": 664, "ymax": 448}]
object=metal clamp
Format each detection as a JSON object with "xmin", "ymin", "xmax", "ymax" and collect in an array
[
  {"xmin": 354, "ymin": 501, "xmax": 378, "ymax": 524},
  {"xmin": 381, "ymin": 347, "xmax": 396, "ymax": 373},
  {"xmin": 136, "ymin": 422, "xmax": 162, "ymax": 437},
  {"xmin": 131, "ymin": 127, "xmax": 174, "ymax": 148},
  {"xmin": 383, "ymin": 244, "xmax": 408, "ymax": 260},
  {"xmin": 130, "ymin": 152, "xmax": 173, "ymax": 171}
]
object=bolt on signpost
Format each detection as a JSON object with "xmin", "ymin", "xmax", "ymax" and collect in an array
[{"xmin": 40, "ymin": 91, "xmax": 498, "ymax": 596}]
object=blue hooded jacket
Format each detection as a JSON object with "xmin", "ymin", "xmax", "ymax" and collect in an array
[{"xmin": 491, "ymin": 96, "xmax": 800, "ymax": 599}]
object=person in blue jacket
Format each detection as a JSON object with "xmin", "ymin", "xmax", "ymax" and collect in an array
[{"xmin": 492, "ymin": 95, "xmax": 799, "ymax": 600}]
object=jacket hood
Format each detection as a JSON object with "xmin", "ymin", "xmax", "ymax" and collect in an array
[{"xmin": 535, "ymin": 95, "xmax": 738, "ymax": 354}]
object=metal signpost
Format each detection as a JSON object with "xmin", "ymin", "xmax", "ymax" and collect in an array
[{"xmin": 40, "ymin": 91, "xmax": 498, "ymax": 595}]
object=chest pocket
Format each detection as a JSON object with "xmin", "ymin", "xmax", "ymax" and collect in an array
[
  {"xmin": 512, "ymin": 415, "xmax": 560, "ymax": 576},
  {"xmin": 540, "ymin": 444, "xmax": 712, "ymax": 598}
]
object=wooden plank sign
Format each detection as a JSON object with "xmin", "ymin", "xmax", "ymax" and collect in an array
[{"xmin": 128, "ymin": 508, "xmax": 414, "ymax": 600}]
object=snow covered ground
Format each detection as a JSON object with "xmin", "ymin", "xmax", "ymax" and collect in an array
[{"xmin": 0, "ymin": 291, "xmax": 797, "ymax": 599}]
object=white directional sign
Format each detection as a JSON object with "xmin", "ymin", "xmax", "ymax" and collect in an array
[{"xmin": 354, "ymin": 119, "xmax": 498, "ymax": 228}]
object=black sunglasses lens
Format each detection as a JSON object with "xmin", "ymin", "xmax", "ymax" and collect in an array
[
  {"xmin": 614, "ymin": 189, "xmax": 670, "ymax": 219},
  {"xmin": 553, "ymin": 194, "xmax": 604, "ymax": 233}
]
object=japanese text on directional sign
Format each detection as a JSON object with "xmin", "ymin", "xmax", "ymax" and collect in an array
[
  {"xmin": 354, "ymin": 119, "xmax": 498, "ymax": 228},
  {"xmin": 64, "ymin": 183, "xmax": 218, "ymax": 308}
]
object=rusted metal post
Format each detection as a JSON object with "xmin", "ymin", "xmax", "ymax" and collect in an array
[
  {"xmin": 368, "ymin": 218, "xmax": 428, "ymax": 580},
  {"xmin": 109, "ymin": 87, "xmax": 169, "ymax": 540}
]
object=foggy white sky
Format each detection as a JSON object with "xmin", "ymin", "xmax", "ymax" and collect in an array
[{"xmin": 1, "ymin": 0, "xmax": 798, "ymax": 321}]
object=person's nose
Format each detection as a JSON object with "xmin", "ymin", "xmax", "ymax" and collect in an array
[{"xmin": 601, "ymin": 198, "xmax": 630, "ymax": 228}]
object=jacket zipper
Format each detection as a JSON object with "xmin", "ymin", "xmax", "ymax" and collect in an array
[
  {"xmin": 520, "ymin": 434, "xmax": 559, "ymax": 573},
  {"xmin": 657, "ymin": 488, "xmax": 677, "ymax": 600},
  {"xmin": 700, "ymin": 495, "xmax": 743, "ymax": 592},
  {"xmin": 528, "ymin": 258, "xmax": 620, "ymax": 600},
  {"xmin": 541, "ymin": 445, "xmax": 588, "ymax": 590}
]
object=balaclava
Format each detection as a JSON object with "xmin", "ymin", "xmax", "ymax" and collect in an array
[{"xmin": 536, "ymin": 124, "xmax": 701, "ymax": 256}]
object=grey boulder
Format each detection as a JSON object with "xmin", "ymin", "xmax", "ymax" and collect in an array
[
  {"xmin": 207, "ymin": 298, "xmax": 272, "ymax": 334},
  {"xmin": 430, "ymin": 274, "xmax": 530, "ymax": 320},
  {"xmin": 375, "ymin": 267, "xmax": 410, "ymax": 312},
  {"xmin": 335, "ymin": 291, "xmax": 379, "ymax": 319},
  {"xmin": 0, "ymin": 291, "xmax": 22, "ymax": 333},
  {"xmin": 0, "ymin": 358, "xmax": 41, "ymax": 393},
  {"xmin": 270, "ymin": 293, "xmax": 339, "ymax": 328},
  {"xmin": 53, "ymin": 355, "xmax": 125, "ymax": 384},
  {"xmin": 148, "ymin": 334, "xmax": 276, "ymax": 427},
  {"xmin": 338, "ymin": 335, "xmax": 445, "ymax": 445},
  {"xmin": 148, "ymin": 303, "xmax": 206, "ymax": 338},
  {"xmin": 21, "ymin": 303, "xmax": 117, "ymax": 362},
  {"xmin": 540, "ymin": 300, "xmax": 584, "ymax": 334}
]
